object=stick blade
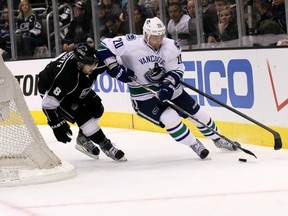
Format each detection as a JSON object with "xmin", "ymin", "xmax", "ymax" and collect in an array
[
  {"xmin": 274, "ymin": 137, "xmax": 282, "ymax": 150},
  {"xmin": 239, "ymin": 146, "xmax": 257, "ymax": 159},
  {"xmin": 234, "ymin": 142, "xmax": 257, "ymax": 159}
]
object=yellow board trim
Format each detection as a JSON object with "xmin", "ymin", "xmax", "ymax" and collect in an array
[{"xmin": 32, "ymin": 111, "xmax": 288, "ymax": 149}]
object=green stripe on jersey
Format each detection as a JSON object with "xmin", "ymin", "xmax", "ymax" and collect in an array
[{"xmin": 129, "ymin": 85, "xmax": 159, "ymax": 96}]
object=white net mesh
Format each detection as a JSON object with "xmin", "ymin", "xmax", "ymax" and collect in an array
[{"xmin": 0, "ymin": 50, "xmax": 76, "ymax": 186}]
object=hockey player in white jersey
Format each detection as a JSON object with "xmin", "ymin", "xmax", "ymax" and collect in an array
[{"xmin": 97, "ymin": 17, "xmax": 237, "ymax": 159}]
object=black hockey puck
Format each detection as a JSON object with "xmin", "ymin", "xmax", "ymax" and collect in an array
[{"xmin": 239, "ymin": 158, "xmax": 247, "ymax": 162}]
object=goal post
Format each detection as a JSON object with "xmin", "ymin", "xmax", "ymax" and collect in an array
[{"xmin": 0, "ymin": 49, "xmax": 76, "ymax": 186}]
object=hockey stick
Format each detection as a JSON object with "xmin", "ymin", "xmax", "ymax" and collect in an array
[
  {"xmin": 180, "ymin": 80, "xmax": 282, "ymax": 150},
  {"xmin": 130, "ymin": 77, "xmax": 257, "ymax": 158}
]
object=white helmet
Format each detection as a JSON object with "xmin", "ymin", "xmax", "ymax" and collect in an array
[{"xmin": 143, "ymin": 17, "xmax": 166, "ymax": 41}]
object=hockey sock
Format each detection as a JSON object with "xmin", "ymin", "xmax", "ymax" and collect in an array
[
  {"xmin": 160, "ymin": 107, "xmax": 197, "ymax": 146},
  {"xmin": 89, "ymin": 129, "xmax": 106, "ymax": 144},
  {"xmin": 188, "ymin": 108, "xmax": 219, "ymax": 140},
  {"xmin": 166, "ymin": 122, "xmax": 197, "ymax": 146}
]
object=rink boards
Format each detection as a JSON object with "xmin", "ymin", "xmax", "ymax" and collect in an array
[{"xmin": 5, "ymin": 48, "xmax": 288, "ymax": 148}]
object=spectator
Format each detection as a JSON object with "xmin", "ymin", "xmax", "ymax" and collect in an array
[
  {"xmin": 44, "ymin": 0, "xmax": 72, "ymax": 55},
  {"xmin": 119, "ymin": 0, "xmax": 128, "ymax": 21},
  {"xmin": 101, "ymin": 13, "xmax": 129, "ymax": 39},
  {"xmin": 137, "ymin": 0, "xmax": 150, "ymax": 18},
  {"xmin": 201, "ymin": 0, "xmax": 219, "ymax": 43},
  {"xmin": 45, "ymin": 0, "xmax": 71, "ymax": 28},
  {"xmin": 119, "ymin": 3, "xmax": 147, "ymax": 35},
  {"xmin": 214, "ymin": 0, "xmax": 231, "ymax": 16},
  {"xmin": 58, "ymin": 1, "xmax": 72, "ymax": 27},
  {"xmin": 85, "ymin": 3, "xmax": 108, "ymax": 49},
  {"xmin": 167, "ymin": 3, "xmax": 191, "ymax": 48},
  {"xmin": 218, "ymin": 5, "xmax": 238, "ymax": 44},
  {"xmin": 144, "ymin": 0, "xmax": 159, "ymax": 18},
  {"xmin": 0, "ymin": 5, "xmax": 11, "ymax": 60},
  {"xmin": 186, "ymin": 0, "xmax": 198, "ymax": 45},
  {"xmin": 0, "ymin": 6, "xmax": 8, "ymax": 29},
  {"xmin": 254, "ymin": 0, "xmax": 284, "ymax": 35},
  {"xmin": 101, "ymin": 0, "xmax": 122, "ymax": 17},
  {"xmin": 187, "ymin": 0, "xmax": 195, "ymax": 18},
  {"xmin": 270, "ymin": 0, "xmax": 286, "ymax": 33},
  {"xmin": 168, "ymin": 0, "xmax": 188, "ymax": 11},
  {"xmin": 134, "ymin": 4, "xmax": 147, "ymax": 34},
  {"xmin": 62, "ymin": 1, "xmax": 92, "ymax": 52},
  {"xmin": 15, "ymin": 0, "xmax": 45, "ymax": 59},
  {"xmin": 97, "ymin": 3, "xmax": 107, "ymax": 33}
]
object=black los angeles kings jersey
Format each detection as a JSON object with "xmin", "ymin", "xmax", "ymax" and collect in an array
[{"xmin": 38, "ymin": 51, "xmax": 107, "ymax": 109}]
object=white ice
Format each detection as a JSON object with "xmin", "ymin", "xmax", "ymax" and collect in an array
[{"xmin": 1, "ymin": 126, "xmax": 288, "ymax": 216}]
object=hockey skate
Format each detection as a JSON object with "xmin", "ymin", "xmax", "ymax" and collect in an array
[
  {"xmin": 190, "ymin": 139, "xmax": 209, "ymax": 159},
  {"xmin": 213, "ymin": 138, "xmax": 238, "ymax": 151},
  {"xmin": 99, "ymin": 138, "xmax": 127, "ymax": 161},
  {"xmin": 75, "ymin": 131, "xmax": 100, "ymax": 160}
]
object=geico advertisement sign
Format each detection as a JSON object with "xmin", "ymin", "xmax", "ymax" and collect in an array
[
  {"xmin": 6, "ymin": 59, "xmax": 258, "ymax": 111},
  {"xmin": 182, "ymin": 59, "xmax": 253, "ymax": 109},
  {"xmin": 6, "ymin": 49, "xmax": 288, "ymax": 127}
]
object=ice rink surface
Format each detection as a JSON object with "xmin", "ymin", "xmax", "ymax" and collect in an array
[{"xmin": 1, "ymin": 126, "xmax": 288, "ymax": 216}]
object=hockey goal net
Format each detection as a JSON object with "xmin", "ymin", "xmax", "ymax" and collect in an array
[{"xmin": 0, "ymin": 50, "xmax": 76, "ymax": 186}]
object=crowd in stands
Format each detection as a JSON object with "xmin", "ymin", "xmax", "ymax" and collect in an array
[{"xmin": 0, "ymin": 0, "xmax": 287, "ymax": 60}]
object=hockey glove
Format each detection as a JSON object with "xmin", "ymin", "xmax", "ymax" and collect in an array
[
  {"xmin": 158, "ymin": 81, "xmax": 174, "ymax": 103},
  {"xmin": 158, "ymin": 71, "xmax": 180, "ymax": 103},
  {"xmin": 110, "ymin": 64, "xmax": 135, "ymax": 83},
  {"xmin": 48, "ymin": 118, "xmax": 72, "ymax": 143}
]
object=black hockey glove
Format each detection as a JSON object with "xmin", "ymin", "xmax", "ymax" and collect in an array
[
  {"xmin": 110, "ymin": 64, "xmax": 135, "ymax": 83},
  {"xmin": 158, "ymin": 71, "xmax": 180, "ymax": 103},
  {"xmin": 158, "ymin": 82, "xmax": 174, "ymax": 103},
  {"xmin": 48, "ymin": 118, "xmax": 72, "ymax": 143}
]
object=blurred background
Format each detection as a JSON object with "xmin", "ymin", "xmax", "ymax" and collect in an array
[{"xmin": 0, "ymin": 0, "xmax": 287, "ymax": 61}]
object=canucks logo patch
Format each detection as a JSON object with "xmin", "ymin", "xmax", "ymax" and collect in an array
[
  {"xmin": 126, "ymin": 34, "xmax": 136, "ymax": 41},
  {"xmin": 144, "ymin": 63, "xmax": 165, "ymax": 83}
]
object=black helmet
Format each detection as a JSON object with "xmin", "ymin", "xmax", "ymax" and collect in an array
[{"xmin": 74, "ymin": 43, "xmax": 99, "ymax": 65}]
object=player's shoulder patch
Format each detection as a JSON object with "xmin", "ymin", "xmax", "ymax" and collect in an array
[
  {"xmin": 174, "ymin": 41, "xmax": 181, "ymax": 50},
  {"xmin": 126, "ymin": 34, "xmax": 137, "ymax": 41}
]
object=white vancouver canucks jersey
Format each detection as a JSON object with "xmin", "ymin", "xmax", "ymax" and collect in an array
[{"xmin": 101, "ymin": 34, "xmax": 185, "ymax": 101}]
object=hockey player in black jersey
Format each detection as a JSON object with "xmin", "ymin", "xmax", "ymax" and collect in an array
[{"xmin": 38, "ymin": 43, "xmax": 127, "ymax": 161}]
